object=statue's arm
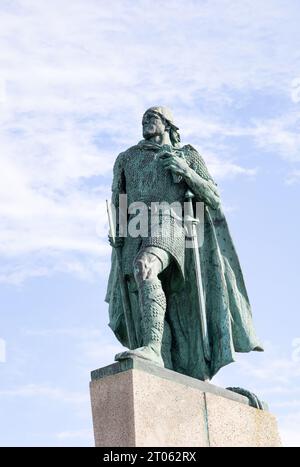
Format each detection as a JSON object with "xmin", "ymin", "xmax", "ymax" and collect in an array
[
  {"xmin": 182, "ymin": 145, "xmax": 221, "ymax": 209},
  {"xmin": 110, "ymin": 153, "xmax": 126, "ymax": 248},
  {"xmin": 183, "ymin": 168, "xmax": 221, "ymax": 209},
  {"xmin": 160, "ymin": 144, "xmax": 221, "ymax": 209},
  {"xmin": 111, "ymin": 153, "xmax": 126, "ymax": 206}
]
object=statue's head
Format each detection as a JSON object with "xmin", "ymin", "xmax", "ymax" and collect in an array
[{"xmin": 142, "ymin": 106, "xmax": 180, "ymax": 147}]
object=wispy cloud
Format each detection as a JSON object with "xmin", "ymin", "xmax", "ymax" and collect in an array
[
  {"xmin": 0, "ymin": 384, "xmax": 89, "ymax": 405},
  {"xmin": 286, "ymin": 170, "xmax": 300, "ymax": 185},
  {"xmin": 251, "ymin": 113, "xmax": 300, "ymax": 162},
  {"xmin": 279, "ymin": 411, "xmax": 300, "ymax": 447},
  {"xmin": 1, "ymin": 1, "xmax": 299, "ymax": 447},
  {"xmin": 22, "ymin": 326, "xmax": 124, "ymax": 370},
  {"xmin": 235, "ymin": 341, "xmax": 300, "ymax": 386},
  {"xmin": 1, "ymin": 0, "xmax": 300, "ymax": 284}
]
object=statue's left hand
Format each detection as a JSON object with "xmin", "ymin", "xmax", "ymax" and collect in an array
[{"xmin": 159, "ymin": 153, "xmax": 191, "ymax": 178}]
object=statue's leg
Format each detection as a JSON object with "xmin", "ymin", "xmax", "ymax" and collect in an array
[{"xmin": 115, "ymin": 247, "xmax": 171, "ymax": 367}]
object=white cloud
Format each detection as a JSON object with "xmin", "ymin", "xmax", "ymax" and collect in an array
[
  {"xmin": 1, "ymin": 0, "xmax": 300, "ymax": 283},
  {"xmin": 23, "ymin": 327, "xmax": 103, "ymax": 339},
  {"xmin": 236, "ymin": 340, "xmax": 300, "ymax": 386},
  {"xmin": 273, "ymin": 400, "xmax": 300, "ymax": 409},
  {"xmin": 240, "ymin": 356, "xmax": 300, "ymax": 385},
  {"xmin": 0, "ymin": 77, "xmax": 6, "ymax": 104},
  {"xmin": 291, "ymin": 78, "xmax": 300, "ymax": 104},
  {"xmin": 286, "ymin": 170, "xmax": 300, "ymax": 185},
  {"xmin": 22, "ymin": 326, "xmax": 124, "ymax": 370},
  {"xmin": 1, "ymin": 1, "xmax": 299, "ymax": 447},
  {"xmin": 0, "ymin": 384, "xmax": 89, "ymax": 405},
  {"xmin": 279, "ymin": 411, "xmax": 300, "ymax": 447},
  {"xmin": 251, "ymin": 114, "xmax": 300, "ymax": 162},
  {"xmin": 206, "ymin": 153, "xmax": 257, "ymax": 180},
  {"xmin": 0, "ymin": 252, "xmax": 111, "ymax": 285},
  {"xmin": 80, "ymin": 340, "xmax": 124, "ymax": 365}
]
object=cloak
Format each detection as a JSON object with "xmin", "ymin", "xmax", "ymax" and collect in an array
[{"xmin": 105, "ymin": 142, "xmax": 263, "ymax": 380}]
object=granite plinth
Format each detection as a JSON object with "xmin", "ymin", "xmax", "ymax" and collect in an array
[{"xmin": 90, "ymin": 358, "xmax": 281, "ymax": 447}]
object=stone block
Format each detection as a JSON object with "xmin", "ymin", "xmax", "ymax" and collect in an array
[{"xmin": 90, "ymin": 358, "xmax": 281, "ymax": 447}]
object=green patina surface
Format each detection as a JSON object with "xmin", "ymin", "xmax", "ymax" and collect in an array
[
  {"xmin": 105, "ymin": 106, "xmax": 263, "ymax": 381},
  {"xmin": 90, "ymin": 357, "xmax": 251, "ymax": 407}
]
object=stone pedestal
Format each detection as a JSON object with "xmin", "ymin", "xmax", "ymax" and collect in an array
[{"xmin": 90, "ymin": 358, "xmax": 281, "ymax": 447}]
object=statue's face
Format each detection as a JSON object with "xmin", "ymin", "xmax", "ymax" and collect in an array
[{"xmin": 142, "ymin": 111, "xmax": 166, "ymax": 139}]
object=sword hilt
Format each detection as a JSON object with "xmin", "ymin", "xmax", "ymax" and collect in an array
[
  {"xmin": 185, "ymin": 189, "xmax": 195, "ymax": 200},
  {"xmin": 184, "ymin": 190, "xmax": 199, "ymax": 236}
]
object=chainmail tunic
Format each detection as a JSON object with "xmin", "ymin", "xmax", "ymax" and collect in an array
[{"xmin": 112, "ymin": 140, "xmax": 216, "ymax": 277}]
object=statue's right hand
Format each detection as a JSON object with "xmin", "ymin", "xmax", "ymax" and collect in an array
[{"xmin": 108, "ymin": 235, "xmax": 124, "ymax": 248}]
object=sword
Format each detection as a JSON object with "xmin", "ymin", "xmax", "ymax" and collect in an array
[
  {"xmin": 106, "ymin": 200, "xmax": 137, "ymax": 350},
  {"xmin": 185, "ymin": 190, "xmax": 211, "ymax": 362},
  {"xmin": 158, "ymin": 145, "xmax": 186, "ymax": 184}
]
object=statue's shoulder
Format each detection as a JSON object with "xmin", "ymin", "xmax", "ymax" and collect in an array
[
  {"xmin": 182, "ymin": 144, "xmax": 203, "ymax": 160},
  {"xmin": 114, "ymin": 144, "xmax": 140, "ymax": 166},
  {"xmin": 182, "ymin": 144, "xmax": 214, "ymax": 183},
  {"xmin": 182, "ymin": 143, "xmax": 198, "ymax": 154},
  {"xmin": 123, "ymin": 143, "xmax": 140, "ymax": 155}
]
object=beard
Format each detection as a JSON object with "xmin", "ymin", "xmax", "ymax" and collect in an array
[{"xmin": 143, "ymin": 124, "xmax": 161, "ymax": 139}]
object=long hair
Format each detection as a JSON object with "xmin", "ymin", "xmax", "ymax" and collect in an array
[{"xmin": 169, "ymin": 125, "xmax": 181, "ymax": 148}]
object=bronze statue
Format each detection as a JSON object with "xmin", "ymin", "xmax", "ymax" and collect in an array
[{"xmin": 105, "ymin": 106, "xmax": 263, "ymax": 381}]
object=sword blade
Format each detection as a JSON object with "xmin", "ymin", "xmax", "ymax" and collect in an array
[
  {"xmin": 190, "ymin": 221, "xmax": 211, "ymax": 362},
  {"xmin": 185, "ymin": 192, "xmax": 211, "ymax": 362}
]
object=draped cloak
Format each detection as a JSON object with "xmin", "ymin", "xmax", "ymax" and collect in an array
[{"xmin": 105, "ymin": 140, "xmax": 263, "ymax": 380}]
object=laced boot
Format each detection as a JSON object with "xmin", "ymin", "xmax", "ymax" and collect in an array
[{"xmin": 115, "ymin": 278, "xmax": 166, "ymax": 366}]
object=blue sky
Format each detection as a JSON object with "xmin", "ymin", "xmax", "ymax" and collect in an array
[{"xmin": 0, "ymin": 0, "xmax": 300, "ymax": 446}]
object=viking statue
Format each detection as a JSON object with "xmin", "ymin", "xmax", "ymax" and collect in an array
[{"xmin": 105, "ymin": 106, "xmax": 263, "ymax": 381}]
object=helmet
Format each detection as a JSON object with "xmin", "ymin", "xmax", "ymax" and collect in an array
[{"xmin": 143, "ymin": 106, "xmax": 179, "ymax": 130}]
